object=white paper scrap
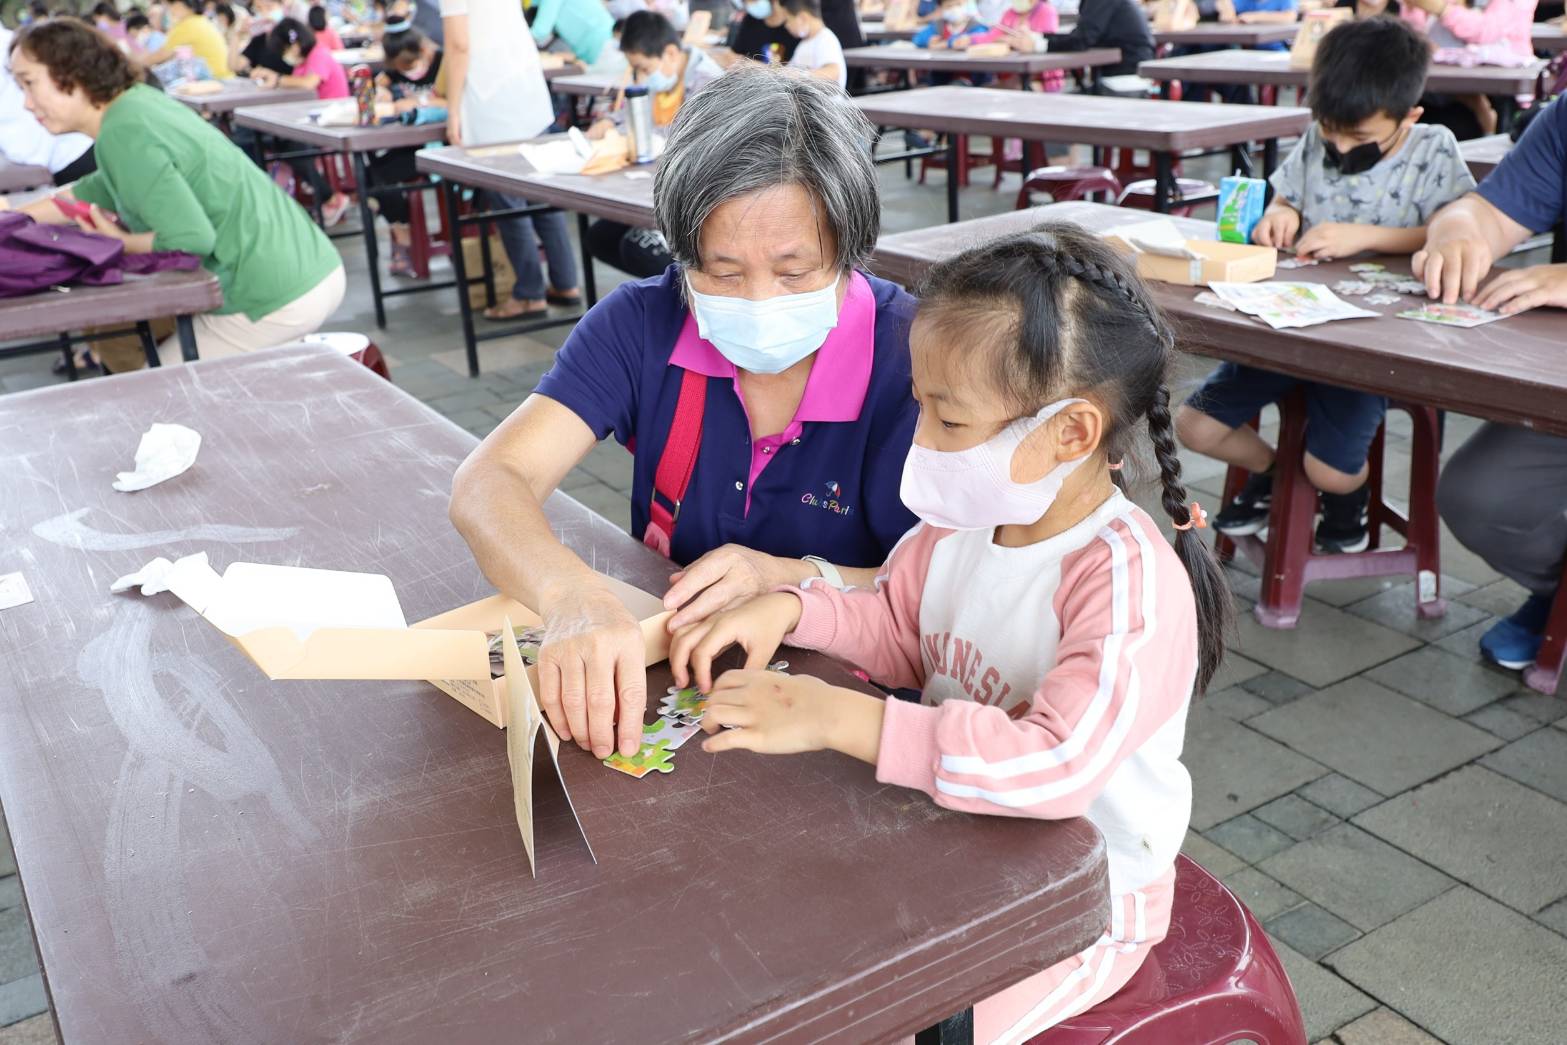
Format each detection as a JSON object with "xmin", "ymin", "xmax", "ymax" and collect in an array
[
  {"xmin": 1106, "ymin": 218, "xmax": 1199, "ymax": 259},
  {"xmin": 113, "ymin": 422, "xmax": 201, "ymax": 492},
  {"xmin": 1209, "ymin": 282, "xmax": 1380, "ymax": 330},
  {"xmin": 0, "ymin": 572, "xmax": 33, "ymax": 611},
  {"xmin": 520, "ymin": 139, "xmax": 589, "ymax": 176}
]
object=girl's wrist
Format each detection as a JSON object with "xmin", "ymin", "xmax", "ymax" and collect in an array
[{"xmin": 824, "ymin": 687, "xmax": 885, "ymax": 765}]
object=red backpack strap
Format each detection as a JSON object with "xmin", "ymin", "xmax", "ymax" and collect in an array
[{"xmin": 643, "ymin": 368, "xmax": 707, "ymax": 558}]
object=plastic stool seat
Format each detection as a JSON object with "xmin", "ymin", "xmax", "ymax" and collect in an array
[
  {"xmin": 1016, "ymin": 166, "xmax": 1125, "ymax": 210},
  {"xmin": 270, "ymin": 332, "xmax": 391, "ymax": 381},
  {"xmin": 1033, "ymin": 855, "xmax": 1307, "ymax": 1044}
]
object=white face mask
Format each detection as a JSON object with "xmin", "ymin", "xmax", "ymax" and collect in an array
[
  {"xmin": 943, "ymin": 3, "xmax": 976, "ymax": 24},
  {"xmin": 686, "ymin": 275, "xmax": 841, "ymax": 375},
  {"xmin": 899, "ymin": 398, "xmax": 1087, "ymax": 531}
]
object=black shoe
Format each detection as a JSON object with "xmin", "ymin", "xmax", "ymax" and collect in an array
[
  {"xmin": 1214, "ymin": 470, "xmax": 1273, "ymax": 536},
  {"xmin": 1316, "ymin": 485, "xmax": 1371, "ymax": 554}
]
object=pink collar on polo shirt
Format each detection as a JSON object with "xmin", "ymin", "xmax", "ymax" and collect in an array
[{"xmin": 669, "ymin": 270, "xmax": 877, "ymax": 513}]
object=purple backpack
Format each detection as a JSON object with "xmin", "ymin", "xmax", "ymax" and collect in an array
[{"xmin": 0, "ymin": 212, "xmax": 200, "ymax": 298}]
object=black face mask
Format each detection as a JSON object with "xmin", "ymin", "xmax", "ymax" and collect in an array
[{"xmin": 1322, "ymin": 128, "xmax": 1400, "ymax": 176}]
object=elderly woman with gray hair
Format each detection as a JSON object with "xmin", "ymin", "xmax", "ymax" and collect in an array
[{"xmin": 449, "ymin": 65, "xmax": 919, "ymax": 762}]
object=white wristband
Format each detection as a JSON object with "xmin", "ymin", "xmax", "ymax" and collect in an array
[{"xmin": 803, "ymin": 555, "xmax": 847, "ymax": 590}]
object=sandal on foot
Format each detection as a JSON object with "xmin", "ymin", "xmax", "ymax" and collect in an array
[{"xmin": 483, "ymin": 299, "xmax": 549, "ymax": 320}]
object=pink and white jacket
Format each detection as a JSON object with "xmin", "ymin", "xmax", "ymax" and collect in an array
[
  {"xmin": 1401, "ymin": 0, "xmax": 1538, "ymax": 62},
  {"xmin": 786, "ymin": 490, "xmax": 1196, "ymax": 897},
  {"xmin": 968, "ymin": 3, "xmax": 1064, "ymax": 90}
]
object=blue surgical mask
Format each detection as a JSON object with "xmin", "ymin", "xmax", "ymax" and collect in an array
[
  {"xmin": 686, "ymin": 275, "xmax": 842, "ymax": 374},
  {"xmin": 644, "ymin": 64, "xmax": 678, "ymax": 93},
  {"xmin": 745, "ymin": 0, "xmax": 772, "ymax": 16}
]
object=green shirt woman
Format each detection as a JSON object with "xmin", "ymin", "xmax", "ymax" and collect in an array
[{"xmin": 13, "ymin": 19, "xmax": 344, "ymax": 362}]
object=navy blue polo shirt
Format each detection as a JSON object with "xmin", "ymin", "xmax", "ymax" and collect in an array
[
  {"xmin": 1478, "ymin": 95, "xmax": 1566, "ymax": 235},
  {"xmin": 535, "ymin": 266, "xmax": 921, "ymax": 568}
]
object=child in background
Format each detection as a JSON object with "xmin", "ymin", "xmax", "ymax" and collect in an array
[
  {"xmin": 146, "ymin": 0, "xmax": 234, "ymax": 77},
  {"xmin": 124, "ymin": 12, "xmax": 165, "ymax": 54},
  {"xmin": 724, "ymin": 0, "xmax": 799, "ymax": 64},
  {"xmin": 91, "ymin": 2, "xmax": 126, "ymax": 42},
  {"xmin": 584, "ymin": 11, "xmax": 722, "ymax": 279},
  {"xmin": 308, "ymin": 5, "xmax": 347, "ymax": 51},
  {"xmin": 781, "ymin": 0, "xmax": 847, "ymax": 89},
  {"xmin": 914, "ymin": 0, "xmax": 990, "ymax": 49},
  {"xmin": 367, "ymin": 26, "xmax": 445, "ymax": 276},
  {"xmin": 671, "ymin": 223, "xmax": 1225, "ymax": 1042},
  {"xmin": 965, "ymin": 0, "xmax": 1060, "ymax": 89},
  {"xmin": 529, "ymin": 0, "xmax": 619, "ymax": 72},
  {"xmin": 1176, "ymin": 18, "xmax": 1474, "ymax": 554},
  {"xmin": 1216, "ymin": 0, "xmax": 1297, "ymax": 49},
  {"xmin": 1044, "ymin": 0, "xmax": 1151, "ymax": 78},
  {"xmin": 256, "ymin": 17, "xmax": 353, "ymax": 224}
]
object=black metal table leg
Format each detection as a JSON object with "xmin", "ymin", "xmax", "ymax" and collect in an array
[
  {"xmin": 137, "ymin": 321, "xmax": 160, "ymax": 368},
  {"xmin": 444, "ymin": 179, "xmax": 482, "ymax": 378},
  {"xmin": 1262, "ymin": 137, "xmax": 1279, "ymax": 178},
  {"xmin": 1153, "ymin": 152, "xmax": 1174, "ymax": 214},
  {"xmin": 353, "ymin": 151, "xmax": 387, "ymax": 330},
  {"xmin": 915, "ymin": 1007, "xmax": 974, "ymax": 1045},
  {"xmin": 577, "ymin": 212, "xmax": 598, "ymax": 308},
  {"xmin": 946, "ymin": 135, "xmax": 961, "ymax": 224},
  {"xmin": 176, "ymin": 315, "xmax": 199, "ymax": 362},
  {"xmin": 58, "ymin": 333, "xmax": 77, "ymax": 382}
]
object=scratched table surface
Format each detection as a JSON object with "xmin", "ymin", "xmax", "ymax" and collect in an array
[
  {"xmin": 870, "ymin": 200, "xmax": 1567, "ymax": 436},
  {"xmin": 0, "ymin": 347, "xmax": 1109, "ymax": 1044}
]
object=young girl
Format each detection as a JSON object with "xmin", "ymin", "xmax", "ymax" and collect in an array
[
  {"xmin": 308, "ymin": 5, "xmax": 348, "ymax": 51},
  {"xmin": 669, "ymin": 224, "xmax": 1229, "ymax": 1042},
  {"xmin": 781, "ymin": 0, "xmax": 847, "ymax": 89},
  {"xmin": 914, "ymin": 0, "xmax": 990, "ymax": 49},
  {"xmin": 966, "ymin": 0, "xmax": 1062, "ymax": 90}
]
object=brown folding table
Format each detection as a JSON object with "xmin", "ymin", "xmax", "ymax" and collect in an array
[
  {"xmin": 0, "ymin": 345, "xmax": 1110, "ymax": 1044},
  {"xmin": 843, "ymin": 44, "xmax": 1123, "ymax": 88},
  {"xmin": 0, "ymin": 159, "xmax": 52, "ymax": 194},
  {"xmin": 1151, "ymin": 23, "xmax": 1300, "ymax": 47},
  {"xmin": 234, "ymin": 100, "xmax": 451, "ymax": 330},
  {"xmin": 1533, "ymin": 23, "xmax": 1567, "ymax": 54},
  {"xmin": 1460, "ymin": 133, "xmax": 1511, "ymax": 182},
  {"xmin": 415, "ymin": 141, "xmax": 658, "ymax": 375},
  {"xmin": 854, "ymin": 85, "xmax": 1310, "ymax": 220}
]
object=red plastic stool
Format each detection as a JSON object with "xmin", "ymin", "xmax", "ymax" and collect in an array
[
  {"xmin": 1016, "ymin": 166, "xmax": 1125, "ymax": 209},
  {"xmin": 272, "ymin": 332, "xmax": 392, "ymax": 381},
  {"xmin": 1216, "ymin": 392, "xmax": 1444, "ymax": 628},
  {"xmin": 406, "ymin": 189, "xmax": 453, "ymax": 282},
  {"xmin": 919, "ymin": 134, "xmax": 997, "ymax": 188},
  {"xmin": 1034, "ymin": 856, "xmax": 1306, "ymax": 1044},
  {"xmin": 1118, "ymin": 178, "xmax": 1221, "ymax": 216}
]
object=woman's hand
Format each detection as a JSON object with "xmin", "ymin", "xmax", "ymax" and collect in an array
[
  {"xmin": 537, "ymin": 586, "xmax": 650, "ymax": 759},
  {"xmin": 699, "ymin": 669, "xmax": 885, "ymax": 763},
  {"xmin": 585, "ymin": 118, "xmax": 615, "ymax": 140},
  {"xmin": 446, "ymin": 107, "xmax": 464, "ymax": 147},
  {"xmin": 76, "ymin": 206, "xmax": 153, "ymax": 253},
  {"xmin": 663, "ymin": 543, "xmax": 815, "ymax": 632},
  {"xmin": 669, "ymin": 591, "xmax": 802, "ymax": 693},
  {"xmin": 1473, "ymin": 263, "xmax": 1567, "ymax": 315}
]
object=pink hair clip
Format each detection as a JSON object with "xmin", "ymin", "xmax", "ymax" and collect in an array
[{"xmin": 1173, "ymin": 501, "xmax": 1208, "ymax": 532}]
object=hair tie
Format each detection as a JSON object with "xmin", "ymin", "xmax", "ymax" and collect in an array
[
  {"xmin": 1172, "ymin": 501, "xmax": 1207, "ymax": 531},
  {"xmin": 1107, "ymin": 459, "xmax": 1124, "ymax": 471}
]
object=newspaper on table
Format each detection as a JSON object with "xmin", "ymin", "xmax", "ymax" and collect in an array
[{"xmin": 1207, "ymin": 281, "xmax": 1380, "ymax": 330}]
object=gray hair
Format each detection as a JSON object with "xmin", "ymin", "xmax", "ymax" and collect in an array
[{"xmin": 653, "ymin": 64, "xmax": 881, "ymax": 273}]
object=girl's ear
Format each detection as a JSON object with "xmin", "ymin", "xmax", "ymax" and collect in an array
[{"xmin": 1009, "ymin": 402, "xmax": 1104, "ymax": 483}]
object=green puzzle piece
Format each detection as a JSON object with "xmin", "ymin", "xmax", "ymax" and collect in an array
[
  {"xmin": 662, "ymin": 686, "xmax": 707, "ymax": 716},
  {"xmin": 603, "ymin": 738, "xmax": 677, "ymax": 776}
]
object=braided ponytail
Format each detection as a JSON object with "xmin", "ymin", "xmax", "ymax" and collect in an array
[{"xmin": 1147, "ymin": 385, "xmax": 1232, "ymax": 693}]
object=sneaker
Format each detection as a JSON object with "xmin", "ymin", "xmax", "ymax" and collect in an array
[
  {"xmin": 1214, "ymin": 470, "xmax": 1273, "ymax": 537},
  {"xmin": 322, "ymin": 194, "xmax": 352, "ymax": 228},
  {"xmin": 1316, "ymin": 484, "xmax": 1371, "ymax": 554},
  {"xmin": 1479, "ymin": 593, "xmax": 1554, "ymax": 670}
]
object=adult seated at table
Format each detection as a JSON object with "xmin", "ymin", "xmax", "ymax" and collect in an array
[
  {"xmin": 449, "ymin": 65, "xmax": 919, "ymax": 762},
  {"xmin": 1045, "ymin": 0, "xmax": 1154, "ymax": 79},
  {"xmin": 11, "ymin": 19, "xmax": 345, "ymax": 364},
  {"xmin": 144, "ymin": 0, "xmax": 235, "ymax": 78},
  {"xmin": 1415, "ymin": 94, "xmax": 1567, "ymax": 672},
  {"xmin": 0, "ymin": 24, "xmax": 92, "ymax": 185}
]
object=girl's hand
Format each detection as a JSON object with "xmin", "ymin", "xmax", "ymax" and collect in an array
[
  {"xmin": 669, "ymin": 591, "xmax": 802, "ymax": 693},
  {"xmin": 949, "ymin": 35, "xmax": 970, "ymax": 49},
  {"xmin": 1293, "ymin": 221, "xmax": 1371, "ymax": 261},
  {"xmin": 663, "ymin": 543, "xmax": 814, "ymax": 631},
  {"xmin": 252, "ymin": 68, "xmax": 279, "ymax": 87},
  {"xmin": 701, "ymin": 670, "xmax": 887, "ymax": 762}
]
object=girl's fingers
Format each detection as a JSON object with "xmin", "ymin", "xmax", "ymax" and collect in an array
[
  {"xmin": 667, "ymin": 620, "xmax": 710, "ymax": 688},
  {"xmin": 702, "ymin": 727, "xmax": 757, "ymax": 754}
]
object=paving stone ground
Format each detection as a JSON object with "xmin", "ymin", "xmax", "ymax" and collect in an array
[{"xmin": 3, "ymin": 139, "xmax": 1563, "ymax": 1045}]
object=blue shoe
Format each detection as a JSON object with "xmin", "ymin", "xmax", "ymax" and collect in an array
[{"xmin": 1479, "ymin": 594, "xmax": 1553, "ymax": 671}]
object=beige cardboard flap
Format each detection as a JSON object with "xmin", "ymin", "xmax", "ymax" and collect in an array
[{"xmin": 234, "ymin": 625, "xmax": 490, "ymax": 681}]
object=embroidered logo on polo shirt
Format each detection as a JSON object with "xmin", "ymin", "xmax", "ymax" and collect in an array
[{"xmin": 801, "ymin": 481, "xmax": 853, "ymax": 517}]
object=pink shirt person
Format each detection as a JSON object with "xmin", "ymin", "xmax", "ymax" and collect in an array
[
  {"xmin": 969, "ymin": 1, "xmax": 1063, "ymax": 89},
  {"xmin": 1401, "ymin": 0, "xmax": 1538, "ymax": 61},
  {"xmin": 297, "ymin": 40, "xmax": 349, "ymax": 99}
]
